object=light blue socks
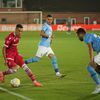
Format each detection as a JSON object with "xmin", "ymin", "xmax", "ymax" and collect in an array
[
  {"xmin": 87, "ymin": 66, "xmax": 100, "ymax": 85},
  {"xmin": 25, "ymin": 57, "xmax": 40, "ymax": 64},
  {"xmin": 51, "ymin": 56, "xmax": 59, "ymax": 73}
]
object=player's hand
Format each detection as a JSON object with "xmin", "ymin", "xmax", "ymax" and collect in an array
[
  {"xmin": 90, "ymin": 57, "xmax": 94, "ymax": 64},
  {"xmin": 89, "ymin": 60, "xmax": 97, "ymax": 69}
]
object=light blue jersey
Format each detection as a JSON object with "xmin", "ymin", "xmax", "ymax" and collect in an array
[
  {"xmin": 84, "ymin": 33, "xmax": 100, "ymax": 53},
  {"xmin": 39, "ymin": 22, "xmax": 52, "ymax": 47}
]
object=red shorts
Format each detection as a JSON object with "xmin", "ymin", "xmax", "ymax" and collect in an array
[{"xmin": 6, "ymin": 53, "xmax": 25, "ymax": 68}]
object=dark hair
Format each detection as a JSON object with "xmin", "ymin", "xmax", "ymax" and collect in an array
[
  {"xmin": 47, "ymin": 15, "xmax": 52, "ymax": 18},
  {"xmin": 16, "ymin": 24, "xmax": 23, "ymax": 28},
  {"xmin": 76, "ymin": 28, "xmax": 86, "ymax": 35}
]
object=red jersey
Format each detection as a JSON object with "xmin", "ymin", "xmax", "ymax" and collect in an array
[
  {"xmin": 4, "ymin": 32, "xmax": 24, "ymax": 68},
  {"xmin": 4, "ymin": 32, "xmax": 20, "ymax": 54}
]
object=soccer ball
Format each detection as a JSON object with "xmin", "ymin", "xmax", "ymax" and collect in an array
[{"xmin": 10, "ymin": 78, "xmax": 20, "ymax": 87}]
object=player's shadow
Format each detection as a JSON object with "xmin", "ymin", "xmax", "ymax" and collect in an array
[{"xmin": 77, "ymin": 94, "xmax": 100, "ymax": 100}]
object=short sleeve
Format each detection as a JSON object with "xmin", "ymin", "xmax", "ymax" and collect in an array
[
  {"xmin": 4, "ymin": 34, "xmax": 12, "ymax": 47},
  {"xmin": 84, "ymin": 34, "xmax": 93, "ymax": 44},
  {"xmin": 42, "ymin": 24, "xmax": 47, "ymax": 32}
]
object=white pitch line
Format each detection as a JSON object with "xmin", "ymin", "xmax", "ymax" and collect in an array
[
  {"xmin": 0, "ymin": 82, "xmax": 92, "ymax": 99},
  {"xmin": 0, "ymin": 87, "xmax": 33, "ymax": 100}
]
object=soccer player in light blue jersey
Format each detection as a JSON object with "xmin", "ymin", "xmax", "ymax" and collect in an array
[
  {"xmin": 76, "ymin": 28, "xmax": 100, "ymax": 94},
  {"xmin": 25, "ymin": 15, "xmax": 65, "ymax": 78}
]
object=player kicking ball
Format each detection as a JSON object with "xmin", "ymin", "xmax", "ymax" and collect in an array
[
  {"xmin": 76, "ymin": 28, "xmax": 100, "ymax": 94},
  {"xmin": 25, "ymin": 15, "xmax": 65, "ymax": 78},
  {"xmin": 0, "ymin": 24, "xmax": 42, "ymax": 87}
]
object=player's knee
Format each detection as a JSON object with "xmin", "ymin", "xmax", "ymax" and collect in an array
[
  {"xmin": 48, "ymin": 54, "xmax": 54, "ymax": 58},
  {"xmin": 13, "ymin": 69, "xmax": 17, "ymax": 73},
  {"xmin": 11, "ymin": 68, "xmax": 17, "ymax": 73},
  {"xmin": 22, "ymin": 64, "xmax": 28, "ymax": 70}
]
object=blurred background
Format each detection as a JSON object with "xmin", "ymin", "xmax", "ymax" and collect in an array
[{"xmin": 0, "ymin": 0, "xmax": 100, "ymax": 31}]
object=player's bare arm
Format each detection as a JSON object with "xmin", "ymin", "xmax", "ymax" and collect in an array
[
  {"xmin": 87, "ymin": 43, "xmax": 94, "ymax": 62},
  {"xmin": 2, "ymin": 46, "xmax": 7, "ymax": 66},
  {"xmin": 87, "ymin": 43, "xmax": 97, "ymax": 69}
]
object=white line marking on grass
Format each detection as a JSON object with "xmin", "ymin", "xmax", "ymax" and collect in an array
[{"xmin": 0, "ymin": 87, "xmax": 33, "ymax": 100}]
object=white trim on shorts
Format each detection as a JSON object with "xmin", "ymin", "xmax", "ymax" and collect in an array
[{"xmin": 36, "ymin": 46, "xmax": 54, "ymax": 58}]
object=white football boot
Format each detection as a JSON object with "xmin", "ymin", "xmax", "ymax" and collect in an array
[{"xmin": 92, "ymin": 84, "xmax": 100, "ymax": 94}]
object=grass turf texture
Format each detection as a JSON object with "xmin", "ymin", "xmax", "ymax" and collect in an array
[{"xmin": 0, "ymin": 31, "xmax": 100, "ymax": 100}]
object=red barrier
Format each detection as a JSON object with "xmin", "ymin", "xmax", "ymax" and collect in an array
[
  {"xmin": 52, "ymin": 24, "xmax": 100, "ymax": 31},
  {"xmin": 0, "ymin": 24, "xmax": 100, "ymax": 31}
]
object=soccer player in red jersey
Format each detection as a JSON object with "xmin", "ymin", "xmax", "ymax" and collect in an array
[{"xmin": 0, "ymin": 24, "xmax": 42, "ymax": 87}]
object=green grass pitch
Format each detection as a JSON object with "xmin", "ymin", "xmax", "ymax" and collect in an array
[{"xmin": 0, "ymin": 31, "xmax": 100, "ymax": 100}]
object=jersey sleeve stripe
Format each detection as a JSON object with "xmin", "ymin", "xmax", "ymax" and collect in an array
[
  {"xmin": 6, "ymin": 58, "xmax": 14, "ymax": 60},
  {"xmin": 4, "ymin": 44, "xmax": 9, "ymax": 47}
]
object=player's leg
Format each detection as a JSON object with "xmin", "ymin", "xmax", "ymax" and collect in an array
[
  {"xmin": 0, "ymin": 59, "xmax": 19, "ymax": 82},
  {"xmin": 3, "ymin": 59, "xmax": 19, "ymax": 75},
  {"xmin": 47, "ymin": 47, "xmax": 65, "ymax": 78},
  {"xmin": 87, "ymin": 64, "xmax": 100, "ymax": 94},
  {"xmin": 3, "ymin": 66, "xmax": 19, "ymax": 75},
  {"xmin": 87, "ymin": 64, "xmax": 100, "ymax": 85},
  {"xmin": 15, "ymin": 54, "xmax": 42, "ymax": 87},
  {"xmin": 87, "ymin": 53, "xmax": 100, "ymax": 94},
  {"xmin": 22, "ymin": 64, "xmax": 42, "ymax": 87},
  {"xmin": 25, "ymin": 46, "xmax": 45, "ymax": 64},
  {"xmin": 25, "ymin": 56, "xmax": 40, "ymax": 64}
]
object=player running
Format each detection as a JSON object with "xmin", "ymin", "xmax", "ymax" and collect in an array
[
  {"xmin": 76, "ymin": 28, "xmax": 100, "ymax": 94},
  {"xmin": 0, "ymin": 24, "xmax": 42, "ymax": 87},
  {"xmin": 25, "ymin": 15, "xmax": 65, "ymax": 78}
]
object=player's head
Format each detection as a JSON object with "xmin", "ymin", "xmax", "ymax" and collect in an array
[
  {"xmin": 46, "ymin": 15, "xmax": 53, "ymax": 24},
  {"xmin": 15, "ymin": 24, "xmax": 23, "ymax": 38},
  {"xmin": 76, "ymin": 28, "xmax": 86, "ymax": 41}
]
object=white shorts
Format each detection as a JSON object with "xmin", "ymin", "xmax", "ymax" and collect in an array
[
  {"xmin": 94, "ymin": 53, "xmax": 100, "ymax": 65},
  {"xmin": 36, "ymin": 46, "xmax": 54, "ymax": 58}
]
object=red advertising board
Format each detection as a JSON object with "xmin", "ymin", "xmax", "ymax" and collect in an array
[
  {"xmin": 52, "ymin": 24, "xmax": 100, "ymax": 31},
  {"xmin": 0, "ymin": 24, "xmax": 100, "ymax": 31}
]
